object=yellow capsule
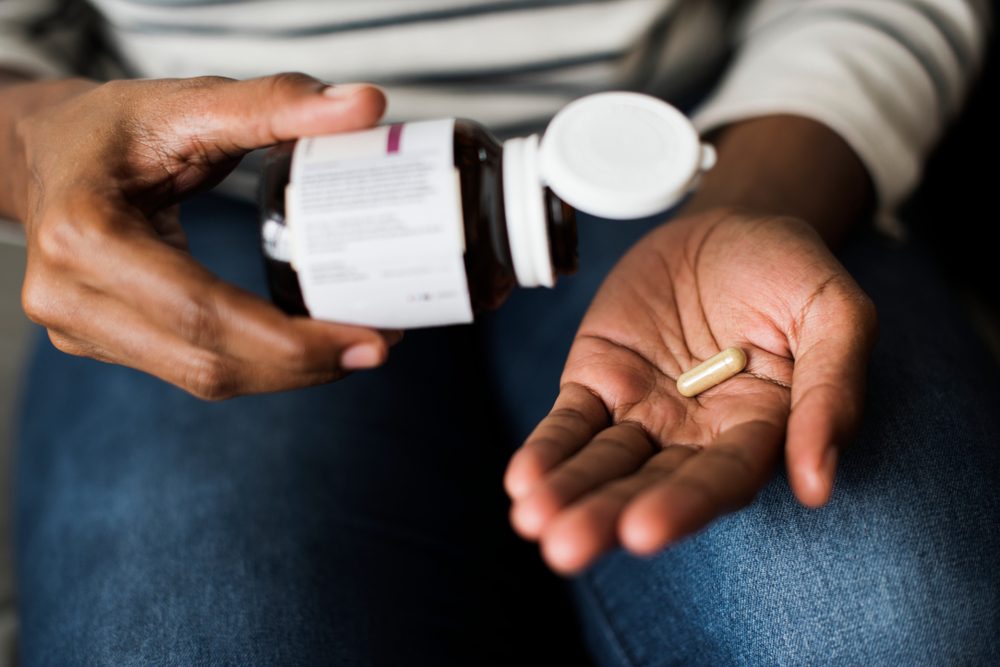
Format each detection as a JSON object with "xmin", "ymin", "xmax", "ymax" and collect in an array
[{"xmin": 676, "ymin": 347, "xmax": 747, "ymax": 397}]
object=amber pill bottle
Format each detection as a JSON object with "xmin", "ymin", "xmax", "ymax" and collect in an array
[{"xmin": 258, "ymin": 92, "xmax": 715, "ymax": 329}]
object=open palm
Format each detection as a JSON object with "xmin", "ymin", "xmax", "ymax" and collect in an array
[{"xmin": 504, "ymin": 209, "xmax": 877, "ymax": 574}]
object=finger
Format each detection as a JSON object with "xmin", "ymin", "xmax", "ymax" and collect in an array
[
  {"xmin": 379, "ymin": 329, "xmax": 405, "ymax": 347},
  {"xmin": 39, "ymin": 284, "xmax": 349, "ymax": 399},
  {"xmin": 538, "ymin": 445, "xmax": 698, "ymax": 575},
  {"xmin": 786, "ymin": 291, "xmax": 877, "ymax": 507},
  {"xmin": 504, "ymin": 383, "xmax": 609, "ymax": 501},
  {"xmin": 620, "ymin": 420, "xmax": 783, "ymax": 555},
  {"xmin": 509, "ymin": 420, "xmax": 652, "ymax": 540},
  {"xmin": 78, "ymin": 215, "xmax": 393, "ymax": 374},
  {"xmin": 166, "ymin": 73, "xmax": 387, "ymax": 156}
]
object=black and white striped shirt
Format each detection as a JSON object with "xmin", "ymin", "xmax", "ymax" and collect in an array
[{"xmin": 0, "ymin": 0, "xmax": 989, "ymax": 221}]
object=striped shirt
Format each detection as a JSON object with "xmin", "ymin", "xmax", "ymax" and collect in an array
[{"xmin": 0, "ymin": 0, "xmax": 989, "ymax": 224}]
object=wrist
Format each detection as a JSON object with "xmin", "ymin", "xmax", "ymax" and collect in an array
[
  {"xmin": 1, "ymin": 77, "xmax": 98, "ymax": 221},
  {"xmin": 677, "ymin": 115, "xmax": 875, "ymax": 247}
]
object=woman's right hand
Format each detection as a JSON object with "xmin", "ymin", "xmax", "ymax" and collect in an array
[{"xmin": 2, "ymin": 73, "xmax": 398, "ymax": 399}]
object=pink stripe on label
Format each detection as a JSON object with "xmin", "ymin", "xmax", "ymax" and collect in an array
[{"xmin": 387, "ymin": 124, "xmax": 403, "ymax": 153}]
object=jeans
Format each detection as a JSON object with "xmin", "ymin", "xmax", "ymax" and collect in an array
[{"xmin": 12, "ymin": 193, "xmax": 1000, "ymax": 666}]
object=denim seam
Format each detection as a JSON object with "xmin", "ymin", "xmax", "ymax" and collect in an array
[{"xmin": 580, "ymin": 570, "xmax": 643, "ymax": 667}]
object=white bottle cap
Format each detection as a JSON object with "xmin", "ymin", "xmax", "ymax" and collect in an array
[
  {"xmin": 537, "ymin": 91, "xmax": 714, "ymax": 219},
  {"xmin": 503, "ymin": 134, "xmax": 554, "ymax": 288}
]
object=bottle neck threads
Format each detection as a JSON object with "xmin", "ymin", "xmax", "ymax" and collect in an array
[{"xmin": 502, "ymin": 134, "xmax": 556, "ymax": 288}]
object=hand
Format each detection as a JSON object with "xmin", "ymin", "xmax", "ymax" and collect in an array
[
  {"xmin": 9, "ymin": 73, "xmax": 398, "ymax": 399},
  {"xmin": 504, "ymin": 209, "xmax": 877, "ymax": 574}
]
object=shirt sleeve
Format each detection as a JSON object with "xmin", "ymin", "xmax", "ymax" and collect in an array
[
  {"xmin": 690, "ymin": 0, "xmax": 989, "ymax": 230},
  {"xmin": 0, "ymin": 0, "xmax": 71, "ymax": 77}
]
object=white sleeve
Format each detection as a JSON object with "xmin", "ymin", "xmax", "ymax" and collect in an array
[
  {"xmin": 0, "ymin": 0, "xmax": 70, "ymax": 77},
  {"xmin": 691, "ymin": 0, "xmax": 989, "ymax": 227}
]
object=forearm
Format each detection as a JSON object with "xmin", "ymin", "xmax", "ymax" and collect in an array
[
  {"xmin": 679, "ymin": 115, "xmax": 875, "ymax": 248},
  {"xmin": 684, "ymin": 1, "xmax": 986, "ymax": 246}
]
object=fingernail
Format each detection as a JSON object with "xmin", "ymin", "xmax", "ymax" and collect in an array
[
  {"xmin": 381, "ymin": 329, "xmax": 405, "ymax": 346},
  {"xmin": 323, "ymin": 83, "xmax": 380, "ymax": 100},
  {"xmin": 805, "ymin": 447, "xmax": 839, "ymax": 504},
  {"xmin": 340, "ymin": 343, "xmax": 383, "ymax": 370},
  {"xmin": 821, "ymin": 446, "xmax": 839, "ymax": 484}
]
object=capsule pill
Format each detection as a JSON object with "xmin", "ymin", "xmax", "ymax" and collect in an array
[{"xmin": 676, "ymin": 347, "xmax": 747, "ymax": 397}]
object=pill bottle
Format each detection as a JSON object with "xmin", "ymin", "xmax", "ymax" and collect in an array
[{"xmin": 258, "ymin": 92, "xmax": 715, "ymax": 329}]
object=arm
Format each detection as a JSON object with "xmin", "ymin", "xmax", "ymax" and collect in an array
[
  {"xmin": 691, "ymin": 0, "xmax": 988, "ymax": 230},
  {"xmin": 504, "ymin": 153, "xmax": 880, "ymax": 574},
  {"xmin": 502, "ymin": 0, "xmax": 988, "ymax": 574},
  {"xmin": 1, "ymin": 73, "xmax": 399, "ymax": 399},
  {"xmin": 2, "ymin": 10, "xmax": 400, "ymax": 397}
]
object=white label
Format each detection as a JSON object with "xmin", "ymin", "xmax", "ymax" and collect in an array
[{"xmin": 287, "ymin": 119, "xmax": 473, "ymax": 329}]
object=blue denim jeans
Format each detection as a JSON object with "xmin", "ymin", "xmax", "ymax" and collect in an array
[{"xmin": 12, "ymin": 194, "xmax": 1000, "ymax": 666}]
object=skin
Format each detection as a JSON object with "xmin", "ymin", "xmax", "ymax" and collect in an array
[
  {"xmin": 503, "ymin": 115, "xmax": 879, "ymax": 575},
  {"xmin": 2, "ymin": 70, "xmax": 879, "ymax": 574},
  {"xmin": 0, "ymin": 72, "xmax": 398, "ymax": 399}
]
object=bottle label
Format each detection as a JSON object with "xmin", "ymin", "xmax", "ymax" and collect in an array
[{"xmin": 287, "ymin": 119, "xmax": 473, "ymax": 329}]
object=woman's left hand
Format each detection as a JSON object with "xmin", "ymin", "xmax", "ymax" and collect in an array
[{"xmin": 503, "ymin": 207, "xmax": 877, "ymax": 575}]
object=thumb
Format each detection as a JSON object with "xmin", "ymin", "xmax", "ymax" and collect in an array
[
  {"xmin": 175, "ymin": 72, "xmax": 387, "ymax": 155},
  {"xmin": 785, "ymin": 287, "xmax": 877, "ymax": 508}
]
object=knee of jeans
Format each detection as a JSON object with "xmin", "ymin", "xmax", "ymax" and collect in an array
[{"xmin": 577, "ymin": 463, "xmax": 1000, "ymax": 667}]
